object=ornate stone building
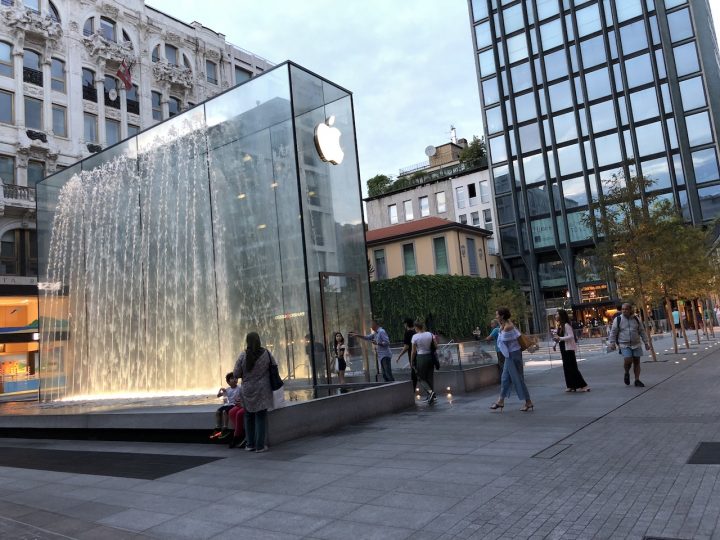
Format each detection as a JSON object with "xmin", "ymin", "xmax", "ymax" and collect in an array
[{"xmin": 0, "ymin": 0, "xmax": 271, "ymax": 397}]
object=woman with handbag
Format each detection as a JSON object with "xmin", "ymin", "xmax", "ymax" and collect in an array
[
  {"xmin": 233, "ymin": 332, "xmax": 276, "ymax": 452},
  {"xmin": 553, "ymin": 309, "xmax": 590, "ymax": 392},
  {"xmin": 490, "ymin": 307, "xmax": 534, "ymax": 412}
]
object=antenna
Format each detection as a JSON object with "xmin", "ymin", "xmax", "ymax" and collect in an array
[
  {"xmin": 424, "ymin": 145, "xmax": 437, "ymax": 157},
  {"xmin": 450, "ymin": 125, "xmax": 457, "ymax": 144}
]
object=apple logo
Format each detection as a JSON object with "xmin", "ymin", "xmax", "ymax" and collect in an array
[{"xmin": 314, "ymin": 115, "xmax": 344, "ymax": 165}]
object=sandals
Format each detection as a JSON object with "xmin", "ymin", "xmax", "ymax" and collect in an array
[
  {"xmin": 489, "ymin": 402, "xmax": 504, "ymax": 411},
  {"xmin": 520, "ymin": 403, "xmax": 534, "ymax": 412}
]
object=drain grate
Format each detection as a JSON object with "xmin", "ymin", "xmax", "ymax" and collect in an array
[
  {"xmin": 688, "ymin": 442, "xmax": 720, "ymax": 464},
  {"xmin": 0, "ymin": 446, "xmax": 223, "ymax": 479}
]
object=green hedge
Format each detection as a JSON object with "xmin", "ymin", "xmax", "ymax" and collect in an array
[{"xmin": 369, "ymin": 275, "xmax": 522, "ymax": 342}]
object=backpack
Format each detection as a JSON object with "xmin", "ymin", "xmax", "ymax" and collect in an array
[{"xmin": 612, "ymin": 314, "xmax": 642, "ymax": 347}]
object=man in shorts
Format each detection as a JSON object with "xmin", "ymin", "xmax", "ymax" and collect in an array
[{"xmin": 608, "ymin": 303, "xmax": 650, "ymax": 387}]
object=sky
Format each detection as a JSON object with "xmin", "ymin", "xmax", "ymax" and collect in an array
[
  {"xmin": 146, "ymin": 0, "xmax": 483, "ymax": 190},
  {"xmin": 147, "ymin": 0, "xmax": 720, "ymax": 194}
]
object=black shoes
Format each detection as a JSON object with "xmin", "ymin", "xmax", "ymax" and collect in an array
[
  {"xmin": 634, "ymin": 380, "xmax": 645, "ymax": 387},
  {"xmin": 624, "ymin": 373, "xmax": 630, "ymax": 386},
  {"xmin": 427, "ymin": 391, "xmax": 437, "ymax": 404},
  {"xmin": 229, "ymin": 436, "xmax": 246, "ymax": 449}
]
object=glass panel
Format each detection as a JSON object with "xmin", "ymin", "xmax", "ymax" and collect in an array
[
  {"xmin": 625, "ymin": 54, "xmax": 654, "ymax": 88},
  {"xmin": 699, "ymin": 185, "xmax": 720, "ymax": 221},
  {"xmin": 544, "ymin": 49, "xmax": 568, "ymax": 81},
  {"xmin": 649, "ymin": 15, "xmax": 660, "ymax": 45},
  {"xmin": 0, "ymin": 90, "xmax": 12, "ymax": 124},
  {"xmin": 655, "ymin": 49, "xmax": 666, "ymax": 79},
  {"xmin": 668, "ymin": 8, "xmax": 694, "ymax": 43},
  {"xmin": 433, "ymin": 237, "xmax": 449, "ymax": 274},
  {"xmin": 503, "ymin": 3, "xmax": 524, "ymax": 34},
  {"xmin": 51, "ymin": 105, "xmax": 66, "ymax": 136},
  {"xmin": 479, "ymin": 49, "xmax": 495, "ymax": 77},
  {"xmin": 497, "ymin": 194, "xmax": 515, "ymax": 224},
  {"xmin": 500, "ymin": 226, "xmax": 519, "ymax": 255},
  {"xmin": 616, "ymin": 0, "xmax": 643, "ymax": 22},
  {"xmin": 553, "ymin": 111, "xmax": 577, "ymax": 143},
  {"xmin": 528, "ymin": 186, "xmax": 552, "ymax": 216},
  {"xmin": 472, "ymin": 0, "xmax": 489, "ymax": 21},
  {"xmin": 635, "ymin": 121, "xmax": 665, "ymax": 156},
  {"xmin": 562, "ymin": 176, "xmax": 588, "ymax": 206},
  {"xmin": 403, "ymin": 244, "xmax": 416, "ymax": 275},
  {"xmin": 580, "ymin": 35, "xmax": 606, "ymax": 68},
  {"xmin": 590, "ymin": 99, "xmax": 616, "ymax": 133},
  {"xmin": 486, "ymin": 106, "xmax": 503, "ymax": 133},
  {"xmin": 482, "ymin": 77, "xmax": 500, "ymax": 105},
  {"xmin": 641, "ymin": 156, "xmax": 671, "ymax": 190},
  {"xmin": 541, "ymin": 19, "xmax": 564, "ymax": 51},
  {"xmin": 672, "ymin": 154, "xmax": 685, "ymax": 185},
  {"xmin": 661, "ymin": 84, "xmax": 672, "ymax": 113},
  {"xmin": 548, "ymin": 80, "xmax": 573, "ymax": 112},
  {"xmin": 23, "ymin": 49, "xmax": 40, "ymax": 70},
  {"xmin": 618, "ymin": 95, "xmax": 628, "ymax": 125},
  {"xmin": 24, "ymin": 97, "xmax": 41, "ymax": 129},
  {"xmin": 585, "ymin": 67, "xmax": 611, "ymax": 100},
  {"xmin": 523, "ymin": 153, "xmax": 546, "ymax": 184},
  {"xmin": 665, "ymin": 0, "xmax": 687, "ymax": 6},
  {"xmin": 673, "ymin": 41, "xmax": 700, "ymax": 77},
  {"xmin": 419, "ymin": 196, "xmax": 429, "ymax": 217},
  {"xmin": 490, "ymin": 135, "xmax": 507, "ymax": 163},
  {"xmin": 507, "ymin": 34, "xmax": 528, "ymax": 64},
  {"xmin": 576, "ymin": 3, "xmax": 601, "ymax": 37},
  {"xmin": 531, "ymin": 218, "xmax": 555, "ymax": 248},
  {"xmin": 679, "ymin": 76, "xmax": 706, "ymax": 112},
  {"xmin": 536, "ymin": 0, "xmax": 559, "ymax": 20},
  {"xmin": 475, "ymin": 21, "xmax": 492, "ymax": 49},
  {"xmin": 557, "ymin": 144, "xmax": 583, "ymax": 175},
  {"xmin": 0, "ymin": 156, "xmax": 13, "ymax": 184},
  {"xmin": 436, "ymin": 192, "xmax": 447, "ymax": 213},
  {"xmin": 51, "ymin": 58, "xmax": 65, "ymax": 92},
  {"xmin": 594, "ymin": 133, "xmax": 622, "ymax": 167},
  {"xmin": 692, "ymin": 148, "xmax": 720, "ymax": 184},
  {"xmin": 0, "ymin": 42, "xmax": 11, "ymax": 78},
  {"xmin": 620, "ymin": 20, "xmax": 648, "ymax": 55},
  {"xmin": 567, "ymin": 211, "xmax": 593, "ymax": 242},
  {"xmin": 514, "ymin": 92, "xmax": 537, "ymax": 123},
  {"xmin": 494, "ymin": 164, "xmax": 511, "ymax": 193},
  {"xmin": 511, "ymin": 61, "xmax": 532, "ymax": 92},
  {"xmin": 630, "ymin": 87, "xmax": 659, "ymax": 122},
  {"xmin": 106, "ymin": 119, "xmax": 120, "ymax": 146},
  {"xmin": 686, "ymin": 111, "xmax": 713, "ymax": 147},
  {"xmin": 83, "ymin": 113, "xmax": 96, "ymax": 142},
  {"xmin": 519, "ymin": 122, "xmax": 541, "ymax": 153}
]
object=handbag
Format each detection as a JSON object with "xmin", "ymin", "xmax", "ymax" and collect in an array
[
  {"xmin": 430, "ymin": 337, "xmax": 440, "ymax": 370},
  {"xmin": 268, "ymin": 352, "xmax": 284, "ymax": 391},
  {"xmin": 517, "ymin": 333, "xmax": 531, "ymax": 352}
]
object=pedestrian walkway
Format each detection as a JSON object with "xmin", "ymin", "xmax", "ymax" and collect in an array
[{"xmin": 0, "ymin": 334, "xmax": 719, "ymax": 539}]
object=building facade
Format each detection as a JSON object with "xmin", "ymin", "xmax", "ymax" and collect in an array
[
  {"xmin": 468, "ymin": 0, "xmax": 720, "ymax": 330},
  {"xmin": 451, "ymin": 168, "xmax": 499, "ymax": 255},
  {"xmin": 0, "ymin": 0, "xmax": 271, "ymax": 398}
]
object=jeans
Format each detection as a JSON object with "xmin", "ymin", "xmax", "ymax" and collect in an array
[
  {"xmin": 500, "ymin": 349, "xmax": 530, "ymax": 401},
  {"xmin": 380, "ymin": 356, "xmax": 394, "ymax": 381},
  {"xmin": 243, "ymin": 409, "xmax": 267, "ymax": 450},
  {"xmin": 415, "ymin": 353, "xmax": 434, "ymax": 395}
]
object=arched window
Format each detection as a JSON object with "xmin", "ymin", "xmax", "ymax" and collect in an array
[
  {"xmin": 151, "ymin": 44, "xmax": 160, "ymax": 63},
  {"xmin": 165, "ymin": 44, "xmax": 178, "ymax": 66},
  {"xmin": 23, "ymin": 0, "xmax": 39, "ymax": 12},
  {"xmin": 99, "ymin": 17, "xmax": 116, "ymax": 42},
  {"xmin": 122, "ymin": 30, "xmax": 132, "ymax": 48},
  {"xmin": 168, "ymin": 96, "xmax": 180, "ymax": 117},
  {"xmin": 83, "ymin": 17, "xmax": 94, "ymax": 37},
  {"xmin": 82, "ymin": 67, "xmax": 96, "ymax": 102},
  {"xmin": 48, "ymin": 1, "xmax": 60, "ymax": 23},
  {"xmin": 104, "ymin": 75, "xmax": 120, "ymax": 109},
  {"xmin": 23, "ymin": 49, "xmax": 42, "ymax": 86},
  {"xmin": 0, "ymin": 42, "xmax": 12, "ymax": 78},
  {"xmin": 183, "ymin": 54, "xmax": 192, "ymax": 70}
]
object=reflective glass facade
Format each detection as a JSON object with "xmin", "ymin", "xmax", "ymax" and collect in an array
[
  {"xmin": 469, "ymin": 0, "xmax": 720, "ymax": 329},
  {"xmin": 35, "ymin": 63, "xmax": 372, "ymax": 400}
]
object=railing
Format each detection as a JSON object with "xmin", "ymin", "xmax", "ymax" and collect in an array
[
  {"xmin": 104, "ymin": 92, "xmax": 120, "ymax": 109},
  {"xmin": 2, "ymin": 184, "xmax": 36, "ymax": 203},
  {"xmin": 126, "ymin": 99, "xmax": 140, "ymax": 115},
  {"xmin": 398, "ymin": 160, "xmax": 430, "ymax": 176},
  {"xmin": 23, "ymin": 67, "xmax": 43, "ymax": 86},
  {"xmin": 82, "ymin": 85, "xmax": 97, "ymax": 102}
]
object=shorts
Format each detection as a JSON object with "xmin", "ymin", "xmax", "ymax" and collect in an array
[{"xmin": 620, "ymin": 346, "xmax": 643, "ymax": 358}]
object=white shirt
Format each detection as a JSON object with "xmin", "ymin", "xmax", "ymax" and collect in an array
[
  {"xmin": 223, "ymin": 385, "xmax": 242, "ymax": 405},
  {"xmin": 411, "ymin": 331, "xmax": 434, "ymax": 354}
]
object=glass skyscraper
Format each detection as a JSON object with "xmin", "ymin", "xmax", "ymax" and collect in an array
[{"xmin": 468, "ymin": 0, "xmax": 720, "ymax": 330}]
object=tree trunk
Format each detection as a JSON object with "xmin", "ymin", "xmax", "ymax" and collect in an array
[
  {"xmin": 679, "ymin": 301, "xmax": 690, "ymax": 349},
  {"xmin": 692, "ymin": 299, "xmax": 701, "ymax": 345},
  {"xmin": 707, "ymin": 298, "xmax": 716, "ymax": 338},
  {"xmin": 637, "ymin": 305, "xmax": 657, "ymax": 361},
  {"xmin": 698, "ymin": 299, "xmax": 709, "ymax": 341},
  {"xmin": 664, "ymin": 296, "xmax": 678, "ymax": 354}
]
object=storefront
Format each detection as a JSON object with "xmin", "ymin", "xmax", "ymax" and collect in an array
[{"xmin": 0, "ymin": 281, "xmax": 39, "ymax": 399}]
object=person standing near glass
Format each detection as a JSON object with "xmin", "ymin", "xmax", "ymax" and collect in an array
[
  {"xmin": 351, "ymin": 320, "xmax": 393, "ymax": 382},
  {"xmin": 233, "ymin": 332, "xmax": 275, "ymax": 453},
  {"xmin": 490, "ymin": 307, "xmax": 533, "ymax": 412},
  {"xmin": 553, "ymin": 309, "xmax": 590, "ymax": 392}
]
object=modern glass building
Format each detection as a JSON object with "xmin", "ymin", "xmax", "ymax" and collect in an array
[
  {"xmin": 35, "ymin": 62, "xmax": 372, "ymax": 400},
  {"xmin": 468, "ymin": 0, "xmax": 720, "ymax": 330}
]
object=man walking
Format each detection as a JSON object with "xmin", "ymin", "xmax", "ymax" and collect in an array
[
  {"xmin": 608, "ymin": 303, "xmax": 650, "ymax": 387},
  {"xmin": 353, "ymin": 319, "xmax": 394, "ymax": 382}
]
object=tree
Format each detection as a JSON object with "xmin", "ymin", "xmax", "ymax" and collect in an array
[
  {"xmin": 458, "ymin": 136, "xmax": 487, "ymax": 168},
  {"xmin": 366, "ymin": 174, "xmax": 393, "ymax": 198},
  {"xmin": 483, "ymin": 281, "xmax": 527, "ymax": 332}
]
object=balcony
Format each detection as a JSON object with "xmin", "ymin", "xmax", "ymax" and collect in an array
[
  {"xmin": 23, "ymin": 67, "xmax": 43, "ymax": 87},
  {"xmin": 104, "ymin": 92, "xmax": 120, "ymax": 110},
  {"xmin": 82, "ymin": 85, "xmax": 97, "ymax": 102},
  {"xmin": 1, "ymin": 184, "xmax": 36, "ymax": 209},
  {"xmin": 126, "ymin": 99, "xmax": 140, "ymax": 115}
]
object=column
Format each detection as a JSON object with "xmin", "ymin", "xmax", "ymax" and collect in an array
[
  {"xmin": 161, "ymin": 90, "xmax": 169, "ymax": 120},
  {"xmin": 119, "ymin": 86, "xmax": 127, "ymax": 139},
  {"xmin": 12, "ymin": 46, "xmax": 24, "ymax": 128},
  {"xmin": 95, "ymin": 61, "xmax": 106, "ymax": 147},
  {"xmin": 42, "ymin": 56, "xmax": 52, "ymax": 133},
  {"xmin": 16, "ymin": 150, "xmax": 28, "ymax": 187}
]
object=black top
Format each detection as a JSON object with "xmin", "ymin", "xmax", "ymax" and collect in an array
[{"xmin": 403, "ymin": 328, "xmax": 415, "ymax": 347}]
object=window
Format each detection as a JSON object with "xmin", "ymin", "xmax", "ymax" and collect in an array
[
  {"xmin": 549, "ymin": 80, "xmax": 573, "ymax": 112},
  {"xmin": 594, "ymin": 133, "xmax": 622, "ymax": 167},
  {"xmin": 507, "ymin": 34, "xmax": 528, "ymax": 64},
  {"xmin": 99, "ymin": 17, "xmax": 116, "ymax": 42},
  {"xmin": 486, "ymin": 106, "xmax": 503, "ymax": 134},
  {"xmin": 165, "ymin": 44, "xmax": 178, "ymax": 66},
  {"xmin": 483, "ymin": 208, "xmax": 493, "ymax": 226},
  {"xmin": 468, "ymin": 211, "xmax": 478, "ymax": 225},
  {"xmin": 480, "ymin": 180, "xmax": 490, "ymax": 203},
  {"xmin": 584, "ymin": 68, "xmax": 611, "ymax": 101},
  {"xmin": 679, "ymin": 76, "xmax": 706, "ymax": 112},
  {"xmin": 514, "ymin": 92, "xmax": 536, "ymax": 123},
  {"xmin": 404, "ymin": 200, "xmax": 413, "ymax": 221},
  {"xmin": 82, "ymin": 68, "xmax": 96, "ymax": 102},
  {"xmin": 456, "ymin": 186, "xmax": 468, "ymax": 209},
  {"xmin": 467, "ymin": 238, "xmax": 479, "ymax": 276},
  {"xmin": 641, "ymin": 157, "xmax": 671, "ymax": 190},
  {"xmin": 419, "ymin": 196, "xmax": 429, "ymax": 217},
  {"xmin": 557, "ymin": 144, "xmax": 583, "ymax": 176},
  {"xmin": 624, "ymin": 53, "xmax": 654, "ymax": 88},
  {"xmin": 699, "ymin": 185, "xmax": 720, "ymax": 221},
  {"xmin": 0, "ymin": 231, "xmax": 16, "ymax": 274},
  {"xmin": 49, "ymin": 58, "xmax": 66, "ymax": 92},
  {"xmin": 27, "ymin": 160, "xmax": 44, "ymax": 188},
  {"xmin": 510, "ymin": 62, "xmax": 532, "ymax": 92},
  {"xmin": 541, "ymin": 19, "xmax": 563, "ymax": 51},
  {"xmin": 545, "ymin": 49, "xmax": 568, "ymax": 81},
  {"xmin": 126, "ymin": 84, "xmax": 139, "ymax": 114},
  {"xmin": 580, "ymin": 36, "xmax": 606, "ymax": 69},
  {"xmin": 83, "ymin": 112, "xmax": 97, "ymax": 143},
  {"xmin": 635, "ymin": 121, "xmax": 665, "ymax": 156},
  {"xmin": 620, "ymin": 21, "xmax": 648, "ymax": 55},
  {"xmin": 692, "ymin": 148, "xmax": 720, "ymax": 184},
  {"xmin": 104, "ymin": 75, "xmax": 120, "ymax": 109},
  {"xmin": 374, "ymin": 249, "xmax": 387, "ymax": 280},
  {"xmin": 106, "ymin": 118, "xmax": 120, "ymax": 146},
  {"xmin": 436, "ymin": 192, "xmax": 446, "ymax": 213},
  {"xmin": 630, "ymin": 87, "xmax": 659, "ymax": 122},
  {"xmin": 503, "ymin": 3, "xmax": 524, "ymax": 34},
  {"xmin": 206, "ymin": 60, "xmax": 217, "ymax": 84},
  {"xmin": 0, "ymin": 156, "xmax": 14, "ymax": 184},
  {"xmin": 479, "ymin": 49, "xmax": 495, "ymax": 78},
  {"xmin": 127, "ymin": 124, "xmax": 139, "ymax": 137},
  {"xmin": 576, "ymin": 3, "xmax": 601, "ymax": 37},
  {"xmin": 151, "ymin": 91, "xmax": 162, "ymax": 121},
  {"xmin": 24, "ymin": 97, "xmax": 42, "ymax": 130},
  {"xmin": 475, "ymin": 21, "xmax": 492, "ymax": 49},
  {"xmin": 403, "ymin": 244, "xmax": 416, "ymax": 276},
  {"xmin": 388, "ymin": 204, "xmax": 398, "ymax": 224},
  {"xmin": 496, "ymin": 195, "xmax": 514, "ymax": 224},
  {"xmin": 523, "ymin": 153, "xmax": 545, "ymax": 183},
  {"xmin": 24, "ymin": 0, "xmax": 39, "ymax": 12},
  {"xmin": 52, "ymin": 104, "xmax": 66, "ymax": 136},
  {"xmin": 471, "ymin": 0, "xmax": 488, "ymax": 21},
  {"xmin": 433, "ymin": 237, "xmax": 449, "ymax": 275},
  {"xmin": 83, "ymin": 17, "xmax": 94, "ymax": 36},
  {"xmin": 0, "ymin": 90, "xmax": 12, "ymax": 124},
  {"xmin": 536, "ymin": 0, "xmax": 559, "ymax": 20},
  {"xmin": 459, "ymin": 214, "xmax": 468, "ymax": 224},
  {"xmin": 489, "ymin": 263, "xmax": 497, "ymax": 278},
  {"xmin": 519, "ymin": 122, "xmax": 541, "ymax": 153},
  {"xmin": 686, "ymin": 112, "xmax": 713, "ymax": 147},
  {"xmin": 49, "ymin": 1, "xmax": 60, "ymax": 23},
  {"xmin": 673, "ymin": 42, "xmax": 699, "ymax": 77},
  {"xmin": 482, "ymin": 77, "xmax": 499, "ymax": 105},
  {"xmin": 0, "ymin": 42, "xmax": 12, "ymax": 77},
  {"xmin": 23, "ymin": 49, "xmax": 42, "ymax": 86},
  {"xmin": 235, "ymin": 66, "xmax": 251, "ymax": 84},
  {"xmin": 668, "ymin": 8, "xmax": 693, "ymax": 43},
  {"xmin": 152, "ymin": 45, "xmax": 160, "ymax": 63},
  {"xmin": 168, "ymin": 96, "xmax": 181, "ymax": 117},
  {"xmin": 616, "ymin": 0, "xmax": 643, "ymax": 22},
  {"xmin": 554, "ymin": 112, "xmax": 577, "ymax": 143},
  {"xmin": 500, "ymin": 226, "xmax": 519, "ymax": 256},
  {"xmin": 590, "ymin": 100, "xmax": 615, "ymax": 133}
]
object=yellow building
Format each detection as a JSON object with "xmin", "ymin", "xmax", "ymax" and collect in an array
[{"xmin": 367, "ymin": 217, "xmax": 501, "ymax": 280}]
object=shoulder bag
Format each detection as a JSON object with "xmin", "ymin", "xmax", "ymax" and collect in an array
[{"xmin": 268, "ymin": 351, "xmax": 284, "ymax": 391}]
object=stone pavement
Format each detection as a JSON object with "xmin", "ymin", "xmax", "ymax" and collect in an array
[{"xmin": 0, "ymin": 332, "xmax": 719, "ymax": 539}]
